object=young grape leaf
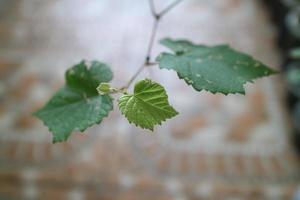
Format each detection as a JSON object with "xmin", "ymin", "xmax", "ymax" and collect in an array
[
  {"xmin": 118, "ymin": 79, "xmax": 178, "ymax": 131},
  {"xmin": 97, "ymin": 83, "xmax": 111, "ymax": 95},
  {"xmin": 34, "ymin": 61, "xmax": 113, "ymax": 143},
  {"xmin": 156, "ymin": 38, "xmax": 278, "ymax": 95}
]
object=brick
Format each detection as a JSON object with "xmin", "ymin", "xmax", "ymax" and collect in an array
[
  {"xmin": 283, "ymin": 186, "xmax": 297, "ymax": 200},
  {"xmin": 0, "ymin": 171, "xmax": 22, "ymax": 198},
  {"xmin": 0, "ymin": 170, "xmax": 22, "ymax": 185},
  {"xmin": 252, "ymin": 156, "xmax": 266, "ymax": 176},
  {"xmin": 113, "ymin": 143, "xmax": 139, "ymax": 171},
  {"xmin": 226, "ymin": 114, "xmax": 257, "ymax": 142},
  {"xmin": 195, "ymin": 154, "xmax": 208, "ymax": 174},
  {"xmin": 5, "ymin": 141, "xmax": 18, "ymax": 160},
  {"xmin": 0, "ymin": 104, "xmax": 6, "ymax": 117},
  {"xmin": 248, "ymin": 90, "xmax": 267, "ymax": 119},
  {"xmin": 234, "ymin": 155, "xmax": 246, "ymax": 175},
  {"xmin": 134, "ymin": 175, "xmax": 164, "ymax": 190},
  {"xmin": 85, "ymin": 193, "xmax": 116, "ymax": 200},
  {"xmin": 38, "ymin": 188, "xmax": 70, "ymax": 200},
  {"xmin": 179, "ymin": 152, "xmax": 190, "ymax": 173},
  {"xmin": 0, "ymin": 60, "xmax": 20, "ymax": 80},
  {"xmin": 286, "ymin": 153, "xmax": 300, "ymax": 166},
  {"xmin": 215, "ymin": 154, "xmax": 226, "ymax": 174},
  {"xmin": 42, "ymin": 143, "xmax": 55, "ymax": 161},
  {"xmin": 36, "ymin": 169, "xmax": 73, "ymax": 185},
  {"xmin": 93, "ymin": 139, "xmax": 124, "ymax": 172},
  {"xmin": 171, "ymin": 116, "xmax": 207, "ymax": 139},
  {"xmin": 0, "ymin": 24, "xmax": 11, "ymax": 37},
  {"xmin": 0, "ymin": 184, "xmax": 22, "ymax": 200},
  {"xmin": 214, "ymin": 184, "xmax": 265, "ymax": 199},
  {"xmin": 14, "ymin": 113, "xmax": 38, "ymax": 130},
  {"xmin": 22, "ymin": 142, "xmax": 35, "ymax": 162},
  {"xmin": 157, "ymin": 152, "xmax": 172, "ymax": 173},
  {"xmin": 226, "ymin": 90, "xmax": 267, "ymax": 142},
  {"xmin": 117, "ymin": 190, "xmax": 172, "ymax": 200},
  {"xmin": 9, "ymin": 74, "xmax": 37, "ymax": 100},
  {"xmin": 270, "ymin": 156, "xmax": 284, "ymax": 176}
]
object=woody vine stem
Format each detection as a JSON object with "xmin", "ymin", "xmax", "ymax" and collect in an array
[{"xmin": 122, "ymin": 0, "xmax": 184, "ymax": 90}]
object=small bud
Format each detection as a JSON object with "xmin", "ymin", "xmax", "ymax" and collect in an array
[{"xmin": 97, "ymin": 83, "xmax": 111, "ymax": 95}]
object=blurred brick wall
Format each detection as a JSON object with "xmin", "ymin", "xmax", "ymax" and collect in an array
[{"xmin": 0, "ymin": 0, "xmax": 299, "ymax": 199}]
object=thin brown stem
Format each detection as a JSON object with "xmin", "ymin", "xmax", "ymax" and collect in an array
[
  {"xmin": 148, "ymin": 0, "xmax": 157, "ymax": 18},
  {"xmin": 122, "ymin": 0, "xmax": 184, "ymax": 90},
  {"xmin": 145, "ymin": 19, "xmax": 159, "ymax": 64},
  {"xmin": 124, "ymin": 63, "xmax": 147, "ymax": 89},
  {"xmin": 158, "ymin": 0, "xmax": 184, "ymax": 17},
  {"xmin": 124, "ymin": 16, "xmax": 160, "ymax": 89}
]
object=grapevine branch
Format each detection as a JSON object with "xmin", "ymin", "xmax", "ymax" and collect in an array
[
  {"xmin": 36, "ymin": 0, "xmax": 277, "ymax": 143},
  {"xmin": 149, "ymin": 0, "xmax": 157, "ymax": 18},
  {"xmin": 122, "ymin": 0, "xmax": 184, "ymax": 90},
  {"xmin": 158, "ymin": 0, "xmax": 183, "ymax": 17}
]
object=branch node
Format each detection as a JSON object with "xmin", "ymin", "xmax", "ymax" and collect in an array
[
  {"xmin": 146, "ymin": 56, "xmax": 150, "ymax": 64},
  {"xmin": 122, "ymin": 0, "xmax": 184, "ymax": 89},
  {"xmin": 155, "ymin": 14, "xmax": 161, "ymax": 20}
]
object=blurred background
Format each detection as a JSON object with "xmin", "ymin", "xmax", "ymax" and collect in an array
[{"xmin": 0, "ymin": 0, "xmax": 300, "ymax": 199}]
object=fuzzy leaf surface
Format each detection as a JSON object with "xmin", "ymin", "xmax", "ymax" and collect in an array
[{"xmin": 119, "ymin": 79, "xmax": 178, "ymax": 131}]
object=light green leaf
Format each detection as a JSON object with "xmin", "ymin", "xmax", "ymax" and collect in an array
[
  {"xmin": 118, "ymin": 79, "xmax": 178, "ymax": 131},
  {"xmin": 156, "ymin": 38, "xmax": 277, "ymax": 95},
  {"xmin": 97, "ymin": 83, "xmax": 111, "ymax": 95},
  {"xmin": 34, "ymin": 61, "xmax": 113, "ymax": 143}
]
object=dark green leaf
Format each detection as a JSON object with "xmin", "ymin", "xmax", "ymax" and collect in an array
[
  {"xmin": 34, "ymin": 61, "xmax": 113, "ymax": 143},
  {"xmin": 156, "ymin": 38, "xmax": 277, "ymax": 95}
]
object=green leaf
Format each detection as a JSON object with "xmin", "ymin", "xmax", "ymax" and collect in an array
[
  {"xmin": 34, "ymin": 61, "xmax": 114, "ymax": 143},
  {"xmin": 290, "ymin": 47, "xmax": 300, "ymax": 59},
  {"xmin": 118, "ymin": 79, "xmax": 178, "ymax": 131},
  {"xmin": 97, "ymin": 83, "xmax": 111, "ymax": 95},
  {"xmin": 156, "ymin": 38, "xmax": 277, "ymax": 95}
]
